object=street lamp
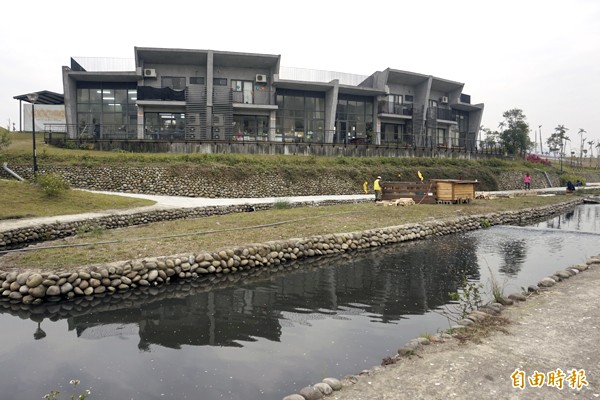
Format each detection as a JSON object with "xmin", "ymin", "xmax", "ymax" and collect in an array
[{"xmin": 26, "ymin": 92, "xmax": 39, "ymax": 176}]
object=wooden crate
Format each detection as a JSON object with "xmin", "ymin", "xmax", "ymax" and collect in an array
[
  {"xmin": 430, "ymin": 179, "xmax": 478, "ymax": 203},
  {"xmin": 381, "ymin": 181, "xmax": 437, "ymax": 204}
]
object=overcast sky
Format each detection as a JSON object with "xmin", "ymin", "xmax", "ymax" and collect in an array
[{"xmin": 2, "ymin": 0, "xmax": 599, "ymax": 153}]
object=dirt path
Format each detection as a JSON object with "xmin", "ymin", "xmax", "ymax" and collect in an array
[{"xmin": 331, "ymin": 257, "xmax": 600, "ymax": 400}]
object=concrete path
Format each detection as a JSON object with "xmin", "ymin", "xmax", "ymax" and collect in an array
[
  {"xmin": 0, "ymin": 191, "xmax": 372, "ymax": 232},
  {"xmin": 1, "ymin": 184, "xmax": 598, "ymax": 233}
]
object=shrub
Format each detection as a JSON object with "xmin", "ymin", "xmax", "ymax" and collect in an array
[
  {"xmin": 525, "ymin": 153, "xmax": 551, "ymax": 166},
  {"xmin": 559, "ymin": 173, "xmax": 586, "ymax": 187},
  {"xmin": 273, "ymin": 199, "xmax": 291, "ymax": 209},
  {"xmin": 0, "ymin": 128, "xmax": 11, "ymax": 149},
  {"xmin": 36, "ymin": 173, "xmax": 70, "ymax": 197}
]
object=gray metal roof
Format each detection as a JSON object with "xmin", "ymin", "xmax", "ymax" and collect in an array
[{"xmin": 13, "ymin": 90, "xmax": 64, "ymax": 104}]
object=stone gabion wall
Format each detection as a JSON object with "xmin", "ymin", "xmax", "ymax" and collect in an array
[
  {"xmin": 0, "ymin": 199, "xmax": 581, "ymax": 305},
  {"xmin": 1, "ymin": 165, "xmax": 363, "ymax": 198},
  {"xmin": 0, "ymin": 199, "xmax": 367, "ymax": 249}
]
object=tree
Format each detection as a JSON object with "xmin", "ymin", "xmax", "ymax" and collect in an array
[
  {"xmin": 497, "ymin": 108, "xmax": 532, "ymax": 155},
  {"xmin": 577, "ymin": 128, "xmax": 587, "ymax": 165},
  {"xmin": 546, "ymin": 125, "xmax": 569, "ymax": 152},
  {"xmin": 546, "ymin": 125, "xmax": 570, "ymax": 171},
  {"xmin": 588, "ymin": 140, "xmax": 596, "ymax": 159}
]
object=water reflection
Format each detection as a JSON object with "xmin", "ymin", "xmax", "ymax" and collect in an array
[{"xmin": 0, "ymin": 205, "xmax": 598, "ymax": 400}]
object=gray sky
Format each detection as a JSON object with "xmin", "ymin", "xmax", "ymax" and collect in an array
[{"xmin": 2, "ymin": 0, "xmax": 599, "ymax": 153}]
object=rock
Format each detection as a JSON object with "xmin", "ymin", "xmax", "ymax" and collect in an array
[
  {"xmin": 60, "ymin": 282, "xmax": 73, "ymax": 294},
  {"xmin": 527, "ymin": 285, "xmax": 540, "ymax": 292},
  {"xmin": 458, "ymin": 318, "xmax": 474, "ymax": 326},
  {"xmin": 25, "ymin": 273, "xmax": 44, "ymax": 288},
  {"xmin": 507, "ymin": 292, "xmax": 527, "ymax": 302},
  {"xmin": 322, "ymin": 378, "xmax": 342, "ymax": 390},
  {"xmin": 46, "ymin": 285, "xmax": 60, "ymax": 296},
  {"xmin": 538, "ymin": 277, "xmax": 557, "ymax": 287},
  {"xmin": 313, "ymin": 382, "xmax": 333, "ymax": 395},
  {"xmin": 282, "ymin": 395, "xmax": 304, "ymax": 400},
  {"xmin": 29, "ymin": 285, "xmax": 47, "ymax": 298},
  {"xmin": 298, "ymin": 386, "xmax": 323, "ymax": 400}
]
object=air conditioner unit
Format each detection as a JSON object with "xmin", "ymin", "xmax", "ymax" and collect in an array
[
  {"xmin": 255, "ymin": 74, "xmax": 267, "ymax": 83},
  {"xmin": 144, "ymin": 68, "xmax": 157, "ymax": 78},
  {"xmin": 213, "ymin": 114, "xmax": 224, "ymax": 126},
  {"xmin": 441, "ymin": 96, "xmax": 449, "ymax": 104}
]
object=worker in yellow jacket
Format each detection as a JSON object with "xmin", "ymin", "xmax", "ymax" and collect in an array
[{"xmin": 374, "ymin": 176, "xmax": 382, "ymax": 202}]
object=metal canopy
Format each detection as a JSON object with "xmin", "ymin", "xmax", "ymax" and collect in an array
[{"xmin": 13, "ymin": 90, "xmax": 64, "ymax": 104}]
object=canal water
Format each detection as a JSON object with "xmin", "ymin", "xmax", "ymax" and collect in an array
[{"xmin": 0, "ymin": 205, "xmax": 598, "ymax": 400}]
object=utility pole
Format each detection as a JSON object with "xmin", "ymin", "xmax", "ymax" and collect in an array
[{"xmin": 538, "ymin": 125, "xmax": 542, "ymax": 154}]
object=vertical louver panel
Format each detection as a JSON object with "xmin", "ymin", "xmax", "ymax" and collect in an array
[{"xmin": 185, "ymin": 85, "xmax": 207, "ymax": 139}]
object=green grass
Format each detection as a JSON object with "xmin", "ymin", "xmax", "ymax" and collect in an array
[
  {"xmin": 3, "ymin": 132, "xmax": 592, "ymax": 191},
  {"xmin": 0, "ymin": 180, "xmax": 155, "ymax": 220},
  {"xmin": 0, "ymin": 195, "xmax": 574, "ymax": 270}
]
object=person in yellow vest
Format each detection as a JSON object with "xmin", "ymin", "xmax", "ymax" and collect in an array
[
  {"xmin": 374, "ymin": 176, "xmax": 382, "ymax": 202},
  {"xmin": 363, "ymin": 180, "xmax": 368, "ymax": 194}
]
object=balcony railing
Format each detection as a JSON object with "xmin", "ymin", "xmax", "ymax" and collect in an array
[
  {"xmin": 378, "ymin": 102, "xmax": 413, "ymax": 116},
  {"xmin": 436, "ymin": 107, "xmax": 455, "ymax": 121},
  {"xmin": 43, "ymin": 124, "xmax": 505, "ymax": 155},
  {"xmin": 232, "ymin": 89, "xmax": 275, "ymax": 106},
  {"xmin": 137, "ymin": 86, "xmax": 186, "ymax": 101}
]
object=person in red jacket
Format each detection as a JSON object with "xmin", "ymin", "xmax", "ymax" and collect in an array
[{"xmin": 523, "ymin": 172, "xmax": 531, "ymax": 190}]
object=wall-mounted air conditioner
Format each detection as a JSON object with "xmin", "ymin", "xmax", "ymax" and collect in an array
[
  {"xmin": 441, "ymin": 96, "xmax": 449, "ymax": 104},
  {"xmin": 255, "ymin": 74, "xmax": 267, "ymax": 83},
  {"xmin": 213, "ymin": 114, "xmax": 224, "ymax": 126},
  {"xmin": 144, "ymin": 68, "xmax": 157, "ymax": 78}
]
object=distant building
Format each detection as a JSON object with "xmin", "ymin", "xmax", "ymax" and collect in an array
[{"xmin": 62, "ymin": 47, "xmax": 483, "ymax": 150}]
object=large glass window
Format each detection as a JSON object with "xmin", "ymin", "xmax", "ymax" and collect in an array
[
  {"xmin": 335, "ymin": 96, "xmax": 374, "ymax": 144},
  {"xmin": 380, "ymin": 123, "xmax": 406, "ymax": 144},
  {"xmin": 231, "ymin": 80, "xmax": 254, "ymax": 104},
  {"xmin": 275, "ymin": 91, "xmax": 325, "ymax": 143},
  {"xmin": 76, "ymin": 84, "xmax": 137, "ymax": 138},
  {"xmin": 232, "ymin": 115, "xmax": 269, "ymax": 141},
  {"xmin": 144, "ymin": 113, "xmax": 185, "ymax": 139},
  {"xmin": 162, "ymin": 77, "xmax": 186, "ymax": 90}
]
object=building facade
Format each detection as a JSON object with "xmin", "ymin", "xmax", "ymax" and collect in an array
[{"xmin": 62, "ymin": 47, "xmax": 483, "ymax": 150}]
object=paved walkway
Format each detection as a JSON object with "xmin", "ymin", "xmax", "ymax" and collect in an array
[{"xmin": 2, "ymin": 184, "xmax": 598, "ymax": 233}]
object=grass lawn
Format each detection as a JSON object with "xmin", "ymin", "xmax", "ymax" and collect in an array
[
  {"xmin": 0, "ymin": 194, "xmax": 576, "ymax": 270},
  {"xmin": 0, "ymin": 180, "xmax": 155, "ymax": 220}
]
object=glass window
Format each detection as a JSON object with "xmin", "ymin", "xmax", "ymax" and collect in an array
[
  {"xmin": 213, "ymin": 78, "xmax": 227, "ymax": 86},
  {"xmin": 162, "ymin": 77, "xmax": 186, "ymax": 90},
  {"xmin": 190, "ymin": 77, "xmax": 204, "ymax": 85}
]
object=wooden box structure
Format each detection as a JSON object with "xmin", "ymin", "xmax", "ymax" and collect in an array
[
  {"xmin": 381, "ymin": 181, "xmax": 437, "ymax": 204},
  {"xmin": 430, "ymin": 179, "xmax": 478, "ymax": 203},
  {"xmin": 381, "ymin": 179, "xmax": 478, "ymax": 204}
]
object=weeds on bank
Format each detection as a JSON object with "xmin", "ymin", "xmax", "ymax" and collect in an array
[
  {"xmin": 273, "ymin": 199, "xmax": 292, "ymax": 209},
  {"xmin": 447, "ymin": 273, "xmax": 484, "ymax": 320},
  {"xmin": 453, "ymin": 315, "xmax": 511, "ymax": 344}
]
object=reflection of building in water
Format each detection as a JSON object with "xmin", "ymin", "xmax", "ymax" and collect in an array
[
  {"xmin": 42, "ymin": 236, "xmax": 479, "ymax": 350},
  {"xmin": 67, "ymin": 290, "xmax": 282, "ymax": 351}
]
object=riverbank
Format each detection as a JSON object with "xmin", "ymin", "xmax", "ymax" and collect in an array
[
  {"xmin": 0, "ymin": 198, "xmax": 581, "ymax": 304},
  {"xmin": 328, "ymin": 255, "xmax": 600, "ymax": 400}
]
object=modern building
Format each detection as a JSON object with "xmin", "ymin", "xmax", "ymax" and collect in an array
[{"xmin": 61, "ymin": 47, "xmax": 483, "ymax": 150}]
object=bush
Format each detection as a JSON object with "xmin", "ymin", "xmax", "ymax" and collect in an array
[
  {"xmin": 36, "ymin": 173, "xmax": 70, "ymax": 197},
  {"xmin": 559, "ymin": 173, "xmax": 586, "ymax": 187},
  {"xmin": 0, "ymin": 128, "xmax": 11, "ymax": 149},
  {"xmin": 525, "ymin": 153, "xmax": 551, "ymax": 166}
]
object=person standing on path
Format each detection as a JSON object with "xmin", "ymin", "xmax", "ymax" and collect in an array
[
  {"xmin": 523, "ymin": 172, "xmax": 531, "ymax": 190},
  {"xmin": 374, "ymin": 176, "xmax": 382, "ymax": 202}
]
